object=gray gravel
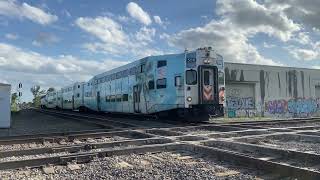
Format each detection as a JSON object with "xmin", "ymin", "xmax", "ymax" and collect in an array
[
  {"xmin": 0, "ymin": 136, "xmax": 129, "ymax": 151},
  {"xmin": 0, "ymin": 152, "xmax": 260, "ymax": 180},
  {"xmin": 0, "ymin": 152, "xmax": 70, "ymax": 162},
  {"xmin": 262, "ymin": 122, "xmax": 320, "ymax": 128},
  {"xmin": 255, "ymin": 139, "xmax": 320, "ymax": 154}
]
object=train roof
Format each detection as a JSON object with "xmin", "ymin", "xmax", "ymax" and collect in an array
[{"xmin": 92, "ymin": 53, "xmax": 185, "ymax": 80}]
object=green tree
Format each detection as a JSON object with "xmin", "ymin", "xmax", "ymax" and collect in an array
[
  {"xmin": 11, "ymin": 93, "xmax": 18, "ymax": 112},
  {"xmin": 30, "ymin": 85, "xmax": 46, "ymax": 108}
]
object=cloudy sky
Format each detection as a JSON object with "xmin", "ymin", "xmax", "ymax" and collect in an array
[{"xmin": 1, "ymin": 0, "xmax": 320, "ymax": 102}]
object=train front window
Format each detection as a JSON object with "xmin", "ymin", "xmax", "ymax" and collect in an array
[
  {"xmin": 186, "ymin": 70, "xmax": 197, "ymax": 85},
  {"xmin": 203, "ymin": 70, "xmax": 211, "ymax": 85}
]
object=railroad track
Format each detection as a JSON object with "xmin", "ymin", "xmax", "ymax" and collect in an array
[{"xmin": 1, "ymin": 120, "xmax": 320, "ymax": 179}]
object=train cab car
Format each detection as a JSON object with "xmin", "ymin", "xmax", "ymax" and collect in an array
[
  {"xmin": 82, "ymin": 47, "xmax": 224, "ymax": 121},
  {"xmin": 46, "ymin": 91, "xmax": 58, "ymax": 109},
  {"xmin": 183, "ymin": 47, "xmax": 224, "ymax": 120}
]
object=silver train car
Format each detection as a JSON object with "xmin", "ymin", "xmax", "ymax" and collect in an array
[{"xmin": 41, "ymin": 47, "xmax": 225, "ymax": 121}]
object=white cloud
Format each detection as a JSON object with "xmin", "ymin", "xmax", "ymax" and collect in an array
[
  {"xmin": 76, "ymin": 17, "xmax": 128, "ymax": 46},
  {"xmin": 62, "ymin": 9, "xmax": 71, "ymax": 18},
  {"xmin": 32, "ymin": 40, "xmax": 42, "ymax": 47},
  {"xmin": 293, "ymin": 32, "xmax": 311, "ymax": 45},
  {"xmin": 0, "ymin": 43, "xmax": 127, "ymax": 75},
  {"xmin": 153, "ymin": 15, "xmax": 169, "ymax": 28},
  {"xmin": 154, "ymin": 16, "xmax": 162, "ymax": 25},
  {"xmin": 159, "ymin": 33, "xmax": 170, "ymax": 40},
  {"xmin": 168, "ymin": 0, "xmax": 295, "ymax": 66},
  {"xmin": 216, "ymin": 0, "xmax": 300, "ymax": 41},
  {"xmin": 76, "ymin": 16, "xmax": 161, "ymax": 59},
  {"xmin": 135, "ymin": 27, "xmax": 156, "ymax": 43},
  {"xmin": 32, "ymin": 32, "xmax": 60, "ymax": 47},
  {"xmin": 0, "ymin": 0, "xmax": 58, "ymax": 25},
  {"xmin": 126, "ymin": 2, "xmax": 152, "ymax": 25},
  {"xmin": 0, "ymin": 42, "xmax": 128, "ymax": 101},
  {"xmin": 265, "ymin": 0, "xmax": 320, "ymax": 30},
  {"xmin": 169, "ymin": 20, "xmax": 280, "ymax": 66},
  {"xmin": 117, "ymin": 15, "xmax": 130, "ymax": 23},
  {"xmin": 289, "ymin": 48, "xmax": 319, "ymax": 61},
  {"xmin": 5, "ymin": 33, "xmax": 18, "ymax": 40},
  {"xmin": 263, "ymin": 42, "xmax": 276, "ymax": 48}
]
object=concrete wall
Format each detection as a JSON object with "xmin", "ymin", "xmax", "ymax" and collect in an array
[
  {"xmin": 0, "ymin": 83, "xmax": 11, "ymax": 128},
  {"xmin": 224, "ymin": 63, "xmax": 320, "ymax": 118}
]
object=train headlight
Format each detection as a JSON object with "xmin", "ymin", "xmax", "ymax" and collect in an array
[
  {"xmin": 203, "ymin": 59, "xmax": 210, "ymax": 64},
  {"xmin": 187, "ymin": 96, "xmax": 192, "ymax": 102}
]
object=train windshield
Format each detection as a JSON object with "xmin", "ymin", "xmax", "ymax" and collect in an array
[
  {"xmin": 203, "ymin": 70, "xmax": 212, "ymax": 85},
  {"xmin": 186, "ymin": 70, "xmax": 197, "ymax": 85}
]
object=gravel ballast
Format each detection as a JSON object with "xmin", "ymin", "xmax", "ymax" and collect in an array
[
  {"xmin": 0, "ymin": 136, "xmax": 129, "ymax": 151},
  {"xmin": 0, "ymin": 152, "xmax": 260, "ymax": 180},
  {"xmin": 254, "ymin": 139, "xmax": 320, "ymax": 154}
]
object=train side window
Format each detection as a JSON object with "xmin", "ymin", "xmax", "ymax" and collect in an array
[
  {"xmin": 140, "ymin": 64, "xmax": 145, "ymax": 73},
  {"xmin": 157, "ymin": 78, "xmax": 167, "ymax": 89},
  {"xmin": 157, "ymin": 60, "xmax": 167, "ymax": 68},
  {"xmin": 110, "ymin": 95, "xmax": 115, "ymax": 102},
  {"xmin": 186, "ymin": 70, "xmax": 197, "ymax": 85},
  {"xmin": 175, "ymin": 76, "xmax": 182, "ymax": 87},
  {"xmin": 148, "ymin": 80, "xmax": 155, "ymax": 90},
  {"xmin": 123, "ymin": 94, "xmax": 128, "ymax": 101},
  {"xmin": 116, "ymin": 94, "xmax": 122, "ymax": 102},
  {"xmin": 77, "ymin": 93, "xmax": 80, "ymax": 98}
]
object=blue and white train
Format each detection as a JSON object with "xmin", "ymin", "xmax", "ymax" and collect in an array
[{"xmin": 41, "ymin": 47, "xmax": 225, "ymax": 121}]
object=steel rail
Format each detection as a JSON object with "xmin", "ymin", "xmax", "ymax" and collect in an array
[
  {"xmin": 0, "ymin": 143, "xmax": 181, "ymax": 171},
  {"xmin": 0, "ymin": 130, "xmax": 154, "ymax": 145},
  {"xmin": 0, "ymin": 137, "xmax": 172, "ymax": 158}
]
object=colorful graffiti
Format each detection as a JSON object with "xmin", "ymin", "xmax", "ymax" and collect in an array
[
  {"xmin": 227, "ymin": 109, "xmax": 256, "ymax": 118},
  {"xmin": 288, "ymin": 99, "xmax": 317, "ymax": 114},
  {"xmin": 265, "ymin": 100, "xmax": 287, "ymax": 114},
  {"xmin": 265, "ymin": 98, "xmax": 320, "ymax": 117},
  {"xmin": 227, "ymin": 97, "xmax": 255, "ymax": 110},
  {"xmin": 226, "ymin": 97, "xmax": 255, "ymax": 118}
]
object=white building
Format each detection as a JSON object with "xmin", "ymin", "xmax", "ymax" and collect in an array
[
  {"xmin": 224, "ymin": 63, "xmax": 320, "ymax": 118},
  {"xmin": 0, "ymin": 83, "xmax": 11, "ymax": 128}
]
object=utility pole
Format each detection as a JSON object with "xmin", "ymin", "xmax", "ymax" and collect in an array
[{"xmin": 17, "ymin": 82, "xmax": 22, "ymax": 110}]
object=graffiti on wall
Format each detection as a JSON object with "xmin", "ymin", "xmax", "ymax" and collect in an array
[
  {"xmin": 227, "ymin": 109, "xmax": 256, "ymax": 118},
  {"xmin": 265, "ymin": 100, "xmax": 287, "ymax": 114},
  {"xmin": 226, "ymin": 97, "xmax": 255, "ymax": 118},
  {"xmin": 227, "ymin": 97, "xmax": 255, "ymax": 110},
  {"xmin": 265, "ymin": 98, "xmax": 320, "ymax": 117}
]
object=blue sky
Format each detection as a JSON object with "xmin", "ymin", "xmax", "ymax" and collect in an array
[{"xmin": 1, "ymin": 0, "xmax": 320, "ymax": 102}]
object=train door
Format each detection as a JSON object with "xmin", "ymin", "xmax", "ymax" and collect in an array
[
  {"xmin": 133, "ymin": 85, "xmax": 140, "ymax": 113},
  {"xmin": 97, "ymin": 91, "xmax": 101, "ymax": 111},
  {"xmin": 199, "ymin": 66, "xmax": 218, "ymax": 104},
  {"xmin": 72, "ymin": 95, "xmax": 75, "ymax": 110}
]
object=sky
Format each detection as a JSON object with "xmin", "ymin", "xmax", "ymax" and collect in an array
[{"xmin": 1, "ymin": 0, "xmax": 320, "ymax": 102}]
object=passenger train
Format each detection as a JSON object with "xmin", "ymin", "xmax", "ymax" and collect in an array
[{"xmin": 41, "ymin": 47, "xmax": 225, "ymax": 121}]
